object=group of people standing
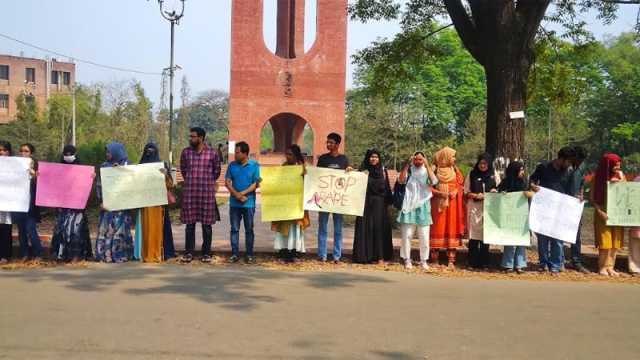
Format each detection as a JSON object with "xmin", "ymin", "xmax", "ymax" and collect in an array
[
  {"xmin": 1, "ymin": 129, "xmax": 639, "ymax": 277},
  {"xmin": 351, "ymin": 143, "xmax": 640, "ymax": 277}
]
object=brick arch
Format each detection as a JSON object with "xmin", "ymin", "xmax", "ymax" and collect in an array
[{"xmin": 228, "ymin": 0, "xmax": 347, "ymax": 163}]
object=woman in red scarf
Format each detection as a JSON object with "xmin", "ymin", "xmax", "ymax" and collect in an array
[{"xmin": 590, "ymin": 153, "xmax": 625, "ymax": 276}]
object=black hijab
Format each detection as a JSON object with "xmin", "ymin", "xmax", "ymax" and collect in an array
[
  {"xmin": 469, "ymin": 152, "xmax": 497, "ymax": 193},
  {"xmin": 361, "ymin": 149, "xmax": 384, "ymax": 179},
  {"xmin": 61, "ymin": 144, "xmax": 80, "ymax": 164},
  {"xmin": 498, "ymin": 161, "xmax": 527, "ymax": 192},
  {"xmin": 140, "ymin": 143, "xmax": 161, "ymax": 164}
]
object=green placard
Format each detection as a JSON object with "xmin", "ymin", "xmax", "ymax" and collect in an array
[
  {"xmin": 483, "ymin": 192, "xmax": 531, "ymax": 246},
  {"xmin": 607, "ymin": 182, "xmax": 640, "ymax": 226}
]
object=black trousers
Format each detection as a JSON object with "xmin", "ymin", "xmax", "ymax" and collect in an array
[
  {"xmin": 468, "ymin": 239, "xmax": 490, "ymax": 268},
  {"xmin": 0, "ymin": 224, "xmax": 12, "ymax": 260},
  {"xmin": 185, "ymin": 223, "xmax": 213, "ymax": 256}
]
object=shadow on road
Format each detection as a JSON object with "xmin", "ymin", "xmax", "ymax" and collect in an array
[{"xmin": 1, "ymin": 265, "xmax": 391, "ymax": 312}]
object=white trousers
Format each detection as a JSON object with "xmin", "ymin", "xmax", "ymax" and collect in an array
[{"xmin": 400, "ymin": 224, "xmax": 430, "ymax": 262}]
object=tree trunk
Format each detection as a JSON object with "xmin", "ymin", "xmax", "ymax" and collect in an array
[{"xmin": 484, "ymin": 60, "xmax": 529, "ymax": 160}]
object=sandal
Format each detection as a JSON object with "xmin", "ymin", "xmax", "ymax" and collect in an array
[
  {"xmin": 180, "ymin": 254, "xmax": 193, "ymax": 263},
  {"xmin": 201, "ymin": 255, "xmax": 212, "ymax": 263}
]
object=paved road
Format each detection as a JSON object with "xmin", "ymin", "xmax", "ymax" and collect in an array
[{"xmin": 1, "ymin": 264, "xmax": 639, "ymax": 360}]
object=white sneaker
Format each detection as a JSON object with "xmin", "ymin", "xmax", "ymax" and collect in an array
[
  {"xmin": 421, "ymin": 261, "xmax": 430, "ymax": 270},
  {"xmin": 404, "ymin": 259, "xmax": 413, "ymax": 269}
]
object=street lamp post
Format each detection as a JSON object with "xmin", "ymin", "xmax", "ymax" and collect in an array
[{"xmin": 156, "ymin": 0, "xmax": 185, "ymax": 168}]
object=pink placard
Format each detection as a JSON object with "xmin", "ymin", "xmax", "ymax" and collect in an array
[{"xmin": 36, "ymin": 162, "xmax": 95, "ymax": 209}]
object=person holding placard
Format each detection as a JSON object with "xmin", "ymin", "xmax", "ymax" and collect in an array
[
  {"xmin": 50, "ymin": 145, "xmax": 93, "ymax": 263},
  {"xmin": 530, "ymin": 146, "xmax": 575, "ymax": 274},
  {"xmin": 352, "ymin": 149, "xmax": 393, "ymax": 265},
  {"xmin": 397, "ymin": 152, "xmax": 439, "ymax": 270},
  {"xmin": 565, "ymin": 146, "xmax": 590, "ymax": 274},
  {"xmin": 0, "ymin": 140, "xmax": 14, "ymax": 264},
  {"xmin": 271, "ymin": 144, "xmax": 309, "ymax": 263},
  {"xmin": 13, "ymin": 143, "xmax": 42, "ymax": 263},
  {"xmin": 465, "ymin": 153, "xmax": 499, "ymax": 270},
  {"xmin": 629, "ymin": 175, "xmax": 640, "ymax": 276},
  {"xmin": 134, "ymin": 143, "xmax": 175, "ymax": 262},
  {"xmin": 430, "ymin": 146, "xmax": 465, "ymax": 269},
  {"xmin": 179, "ymin": 127, "xmax": 222, "ymax": 264},
  {"xmin": 95, "ymin": 142, "xmax": 134, "ymax": 263},
  {"xmin": 316, "ymin": 133, "xmax": 351, "ymax": 263},
  {"xmin": 225, "ymin": 141, "xmax": 260, "ymax": 264},
  {"xmin": 498, "ymin": 162, "xmax": 534, "ymax": 274},
  {"xmin": 590, "ymin": 153, "xmax": 626, "ymax": 277}
]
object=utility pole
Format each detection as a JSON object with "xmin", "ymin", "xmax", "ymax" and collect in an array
[{"xmin": 156, "ymin": 0, "xmax": 185, "ymax": 168}]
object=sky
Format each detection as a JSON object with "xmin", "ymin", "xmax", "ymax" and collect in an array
[{"xmin": 1, "ymin": 0, "xmax": 638, "ymax": 109}]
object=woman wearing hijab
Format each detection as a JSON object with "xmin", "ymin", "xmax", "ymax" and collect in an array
[
  {"xmin": 133, "ymin": 143, "xmax": 175, "ymax": 262},
  {"xmin": 352, "ymin": 149, "xmax": 393, "ymax": 264},
  {"xmin": 271, "ymin": 144, "xmax": 310, "ymax": 263},
  {"xmin": 465, "ymin": 153, "xmax": 499, "ymax": 269},
  {"xmin": 0, "ymin": 141, "xmax": 14, "ymax": 264},
  {"xmin": 590, "ymin": 153, "xmax": 626, "ymax": 276},
  {"xmin": 95, "ymin": 142, "xmax": 134, "ymax": 263},
  {"xmin": 397, "ymin": 152, "xmax": 439, "ymax": 270},
  {"xmin": 498, "ymin": 161, "xmax": 534, "ymax": 273},
  {"xmin": 430, "ymin": 146, "xmax": 465, "ymax": 268},
  {"xmin": 50, "ymin": 145, "xmax": 93, "ymax": 263}
]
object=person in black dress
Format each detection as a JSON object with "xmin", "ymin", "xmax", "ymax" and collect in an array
[{"xmin": 352, "ymin": 149, "xmax": 393, "ymax": 264}]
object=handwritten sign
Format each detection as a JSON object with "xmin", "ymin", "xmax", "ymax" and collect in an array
[
  {"xmin": 0, "ymin": 157, "xmax": 32, "ymax": 212},
  {"xmin": 260, "ymin": 165, "xmax": 304, "ymax": 222},
  {"xmin": 483, "ymin": 192, "xmax": 531, "ymax": 246},
  {"xmin": 100, "ymin": 162, "xmax": 168, "ymax": 211},
  {"xmin": 607, "ymin": 181, "xmax": 640, "ymax": 226},
  {"xmin": 529, "ymin": 187, "xmax": 584, "ymax": 244},
  {"xmin": 36, "ymin": 162, "xmax": 95, "ymax": 209},
  {"xmin": 303, "ymin": 166, "xmax": 368, "ymax": 216}
]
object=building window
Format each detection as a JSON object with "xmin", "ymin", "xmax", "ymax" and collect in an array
[
  {"xmin": 63, "ymin": 72, "xmax": 71, "ymax": 85},
  {"xmin": 26, "ymin": 68, "xmax": 36, "ymax": 83},
  {"xmin": 51, "ymin": 71, "xmax": 59, "ymax": 84},
  {"xmin": 0, "ymin": 94, "xmax": 8, "ymax": 109},
  {"xmin": 0, "ymin": 65, "xmax": 9, "ymax": 80}
]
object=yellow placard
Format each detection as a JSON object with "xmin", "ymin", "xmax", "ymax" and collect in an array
[{"xmin": 260, "ymin": 165, "xmax": 304, "ymax": 222}]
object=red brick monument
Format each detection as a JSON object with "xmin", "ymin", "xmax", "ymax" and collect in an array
[{"xmin": 228, "ymin": 0, "xmax": 347, "ymax": 163}]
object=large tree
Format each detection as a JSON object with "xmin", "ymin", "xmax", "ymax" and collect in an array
[{"xmin": 349, "ymin": 0, "xmax": 640, "ymax": 159}]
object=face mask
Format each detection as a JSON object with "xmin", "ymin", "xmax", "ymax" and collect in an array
[{"xmin": 64, "ymin": 155, "xmax": 76, "ymax": 163}]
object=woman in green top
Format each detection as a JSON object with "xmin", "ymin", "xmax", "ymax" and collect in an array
[{"xmin": 397, "ymin": 152, "xmax": 439, "ymax": 270}]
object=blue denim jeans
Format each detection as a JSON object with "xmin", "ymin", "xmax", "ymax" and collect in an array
[
  {"xmin": 230, "ymin": 207, "xmax": 255, "ymax": 257},
  {"xmin": 537, "ymin": 233, "xmax": 563, "ymax": 272},
  {"xmin": 502, "ymin": 246, "xmax": 527, "ymax": 270},
  {"xmin": 317, "ymin": 212, "xmax": 343, "ymax": 260},
  {"xmin": 14, "ymin": 213, "xmax": 42, "ymax": 258}
]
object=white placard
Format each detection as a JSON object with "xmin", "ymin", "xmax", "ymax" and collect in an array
[
  {"xmin": 0, "ymin": 157, "xmax": 32, "ymax": 212},
  {"xmin": 228, "ymin": 141, "xmax": 236, "ymax": 154},
  {"xmin": 529, "ymin": 187, "xmax": 584, "ymax": 243},
  {"xmin": 303, "ymin": 166, "xmax": 368, "ymax": 216}
]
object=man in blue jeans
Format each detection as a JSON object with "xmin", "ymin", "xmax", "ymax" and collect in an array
[
  {"xmin": 530, "ymin": 146, "xmax": 575, "ymax": 274},
  {"xmin": 316, "ymin": 133, "xmax": 351, "ymax": 263},
  {"xmin": 225, "ymin": 141, "xmax": 260, "ymax": 264}
]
